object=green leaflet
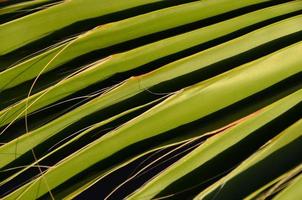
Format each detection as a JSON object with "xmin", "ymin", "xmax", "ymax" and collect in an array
[
  {"xmin": 0, "ymin": 0, "xmax": 56, "ymax": 16},
  {"xmin": 245, "ymin": 164, "xmax": 302, "ymax": 199},
  {"xmin": 1, "ymin": 39, "xmax": 301, "ymax": 168},
  {"xmin": 2, "ymin": 7, "xmax": 302, "ymax": 128},
  {"xmin": 194, "ymin": 118, "xmax": 302, "ymax": 200},
  {"xmin": 273, "ymin": 172, "xmax": 302, "ymax": 200},
  {"xmin": 127, "ymin": 90, "xmax": 302, "ymax": 199},
  {"xmin": 0, "ymin": 0, "xmax": 294, "ymax": 90},
  {"xmin": 0, "ymin": 97, "xmax": 165, "ymax": 188},
  {"xmin": 0, "ymin": 0, "xmax": 168, "ymax": 55},
  {"xmin": 1, "ymin": 0, "xmax": 302, "ymax": 199},
  {"xmin": 2, "ymin": 40, "xmax": 302, "ymax": 199}
]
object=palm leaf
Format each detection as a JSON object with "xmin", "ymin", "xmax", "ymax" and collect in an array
[{"xmin": 0, "ymin": 0, "xmax": 301, "ymax": 199}]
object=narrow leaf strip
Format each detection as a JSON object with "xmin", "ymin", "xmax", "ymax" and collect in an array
[
  {"xmin": 0, "ymin": 0, "xmax": 168, "ymax": 55},
  {"xmin": 127, "ymin": 91, "xmax": 302, "ymax": 200},
  {"xmin": 0, "ymin": 0, "xmax": 57, "ymax": 16},
  {"xmin": 1, "ymin": 40, "xmax": 302, "ymax": 168},
  {"xmin": 245, "ymin": 164, "xmax": 302, "ymax": 200},
  {"xmin": 2, "ymin": 42, "xmax": 302, "ymax": 199},
  {"xmin": 0, "ymin": 0, "xmax": 299, "ymax": 90},
  {"xmin": 273, "ymin": 171, "xmax": 302, "ymax": 200},
  {"xmin": 194, "ymin": 118, "xmax": 302, "ymax": 200},
  {"xmin": 0, "ymin": 97, "xmax": 165, "ymax": 188},
  {"xmin": 2, "ymin": 12, "xmax": 302, "ymax": 128}
]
